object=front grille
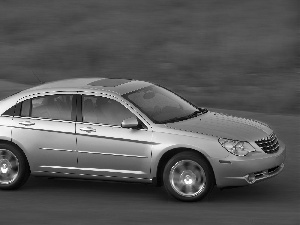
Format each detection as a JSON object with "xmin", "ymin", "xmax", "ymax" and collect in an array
[
  {"xmin": 255, "ymin": 133, "xmax": 279, "ymax": 154},
  {"xmin": 251, "ymin": 164, "xmax": 283, "ymax": 181}
]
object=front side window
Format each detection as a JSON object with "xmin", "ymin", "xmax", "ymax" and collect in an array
[{"xmin": 82, "ymin": 96, "xmax": 134, "ymax": 126}]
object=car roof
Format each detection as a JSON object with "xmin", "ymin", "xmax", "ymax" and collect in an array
[
  {"xmin": 24, "ymin": 78, "xmax": 152, "ymax": 96},
  {"xmin": 0, "ymin": 78, "xmax": 152, "ymax": 115}
]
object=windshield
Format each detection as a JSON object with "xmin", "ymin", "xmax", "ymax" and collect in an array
[{"xmin": 122, "ymin": 85, "xmax": 207, "ymax": 124}]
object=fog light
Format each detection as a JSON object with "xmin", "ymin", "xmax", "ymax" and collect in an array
[{"xmin": 247, "ymin": 174, "xmax": 256, "ymax": 184}]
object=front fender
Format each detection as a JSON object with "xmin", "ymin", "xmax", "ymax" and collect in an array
[{"xmin": 150, "ymin": 131, "xmax": 229, "ymax": 178}]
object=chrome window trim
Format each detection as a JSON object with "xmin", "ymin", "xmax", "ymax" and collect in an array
[
  {"xmin": 76, "ymin": 121, "xmax": 122, "ymax": 128},
  {"xmin": 13, "ymin": 116, "xmax": 76, "ymax": 124},
  {"xmin": 16, "ymin": 91, "xmax": 78, "ymax": 104},
  {"xmin": 1, "ymin": 115, "xmax": 13, "ymax": 118},
  {"xmin": 4, "ymin": 90, "xmax": 152, "ymax": 128}
]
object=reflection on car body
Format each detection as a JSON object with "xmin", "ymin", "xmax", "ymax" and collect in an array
[{"xmin": 0, "ymin": 78, "xmax": 286, "ymax": 201}]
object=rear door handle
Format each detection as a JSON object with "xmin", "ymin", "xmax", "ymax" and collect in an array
[
  {"xmin": 19, "ymin": 121, "xmax": 35, "ymax": 126},
  {"xmin": 80, "ymin": 127, "xmax": 96, "ymax": 133}
]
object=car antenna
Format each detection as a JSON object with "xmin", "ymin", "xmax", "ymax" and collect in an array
[{"xmin": 31, "ymin": 70, "xmax": 44, "ymax": 84}]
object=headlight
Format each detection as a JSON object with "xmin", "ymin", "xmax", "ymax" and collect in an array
[{"xmin": 218, "ymin": 138, "xmax": 256, "ymax": 156}]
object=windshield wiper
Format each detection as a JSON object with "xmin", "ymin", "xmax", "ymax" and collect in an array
[
  {"xmin": 198, "ymin": 107, "xmax": 208, "ymax": 114},
  {"xmin": 161, "ymin": 109, "xmax": 207, "ymax": 124},
  {"xmin": 185, "ymin": 109, "xmax": 206, "ymax": 119}
]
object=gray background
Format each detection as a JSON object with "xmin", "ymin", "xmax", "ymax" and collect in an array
[
  {"xmin": 0, "ymin": 0, "xmax": 298, "ymax": 115},
  {"xmin": 0, "ymin": 0, "xmax": 299, "ymax": 224}
]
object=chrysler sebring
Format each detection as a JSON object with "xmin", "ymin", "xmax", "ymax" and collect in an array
[{"xmin": 0, "ymin": 78, "xmax": 285, "ymax": 201}]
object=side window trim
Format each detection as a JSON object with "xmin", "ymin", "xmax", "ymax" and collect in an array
[
  {"xmin": 15, "ymin": 102, "xmax": 21, "ymax": 116},
  {"xmin": 71, "ymin": 94, "xmax": 79, "ymax": 122},
  {"xmin": 75, "ymin": 94, "xmax": 82, "ymax": 122}
]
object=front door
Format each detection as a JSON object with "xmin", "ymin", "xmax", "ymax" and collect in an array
[{"xmin": 76, "ymin": 95, "xmax": 153, "ymax": 180}]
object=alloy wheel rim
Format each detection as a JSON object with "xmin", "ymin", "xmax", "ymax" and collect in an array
[
  {"xmin": 169, "ymin": 160, "xmax": 206, "ymax": 197},
  {"xmin": 0, "ymin": 149, "xmax": 19, "ymax": 185}
]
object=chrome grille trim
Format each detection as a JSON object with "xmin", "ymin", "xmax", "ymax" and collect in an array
[{"xmin": 255, "ymin": 133, "xmax": 280, "ymax": 154}]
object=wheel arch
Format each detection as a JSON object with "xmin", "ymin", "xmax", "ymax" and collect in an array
[
  {"xmin": 0, "ymin": 139, "xmax": 31, "ymax": 172},
  {"xmin": 153, "ymin": 147, "xmax": 216, "ymax": 187}
]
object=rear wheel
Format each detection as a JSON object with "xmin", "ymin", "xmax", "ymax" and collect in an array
[
  {"xmin": 0, "ymin": 144, "xmax": 30, "ymax": 190},
  {"xmin": 163, "ymin": 152, "xmax": 214, "ymax": 202}
]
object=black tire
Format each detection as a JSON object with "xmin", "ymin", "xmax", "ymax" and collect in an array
[
  {"xmin": 163, "ymin": 151, "xmax": 214, "ymax": 202},
  {"xmin": 0, "ymin": 144, "xmax": 30, "ymax": 190}
]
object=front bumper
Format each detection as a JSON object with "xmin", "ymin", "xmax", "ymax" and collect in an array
[{"xmin": 211, "ymin": 139, "xmax": 286, "ymax": 188}]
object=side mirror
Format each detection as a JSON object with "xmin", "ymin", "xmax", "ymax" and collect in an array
[{"xmin": 121, "ymin": 117, "xmax": 139, "ymax": 129}]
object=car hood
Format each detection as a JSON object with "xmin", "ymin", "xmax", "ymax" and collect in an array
[{"xmin": 165, "ymin": 111, "xmax": 273, "ymax": 142}]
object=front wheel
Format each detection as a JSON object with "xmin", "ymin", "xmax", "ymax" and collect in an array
[{"xmin": 163, "ymin": 152, "xmax": 214, "ymax": 202}]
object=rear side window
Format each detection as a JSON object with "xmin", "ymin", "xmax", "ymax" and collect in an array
[
  {"xmin": 31, "ymin": 95, "xmax": 73, "ymax": 121},
  {"xmin": 2, "ymin": 95, "xmax": 75, "ymax": 121}
]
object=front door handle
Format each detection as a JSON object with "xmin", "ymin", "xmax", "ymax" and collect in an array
[
  {"xmin": 19, "ymin": 121, "xmax": 35, "ymax": 126},
  {"xmin": 80, "ymin": 127, "xmax": 96, "ymax": 133}
]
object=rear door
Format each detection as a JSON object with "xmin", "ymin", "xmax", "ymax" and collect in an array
[{"xmin": 10, "ymin": 93, "xmax": 78, "ymax": 175}]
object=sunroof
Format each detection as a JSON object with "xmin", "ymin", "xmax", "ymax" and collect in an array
[{"xmin": 88, "ymin": 79, "xmax": 130, "ymax": 87}]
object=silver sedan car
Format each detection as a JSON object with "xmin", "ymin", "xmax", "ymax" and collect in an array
[{"xmin": 0, "ymin": 78, "xmax": 285, "ymax": 201}]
